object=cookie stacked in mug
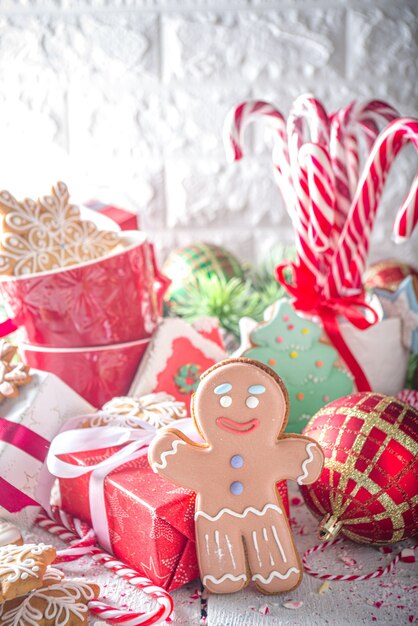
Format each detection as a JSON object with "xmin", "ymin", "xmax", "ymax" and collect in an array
[{"xmin": 0, "ymin": 182, "xmax": 169, "ymax": 407}]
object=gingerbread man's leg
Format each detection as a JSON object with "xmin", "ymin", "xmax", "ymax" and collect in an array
[
  {"xmin": 196, "ymin": 517, "xmax": 248, "ymax": 594},
  {"xmin": 243, "ymin": 508, "xmax": 302, "ymax": 594}
]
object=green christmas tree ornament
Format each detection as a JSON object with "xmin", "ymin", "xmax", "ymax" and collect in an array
[
  {"xmin": 240, "ymin": 299, "xmax": 354, "ymax": 433},
  {"xmin": 163, "ymin": 242, "xmax": 244, "ymax": 305}
]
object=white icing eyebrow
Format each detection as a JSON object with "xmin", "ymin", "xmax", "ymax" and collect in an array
[
  {"xmin": 248, "ymin": 385, "xmax": 266, "ymax": 395},
  {"xmin": 214, "ymin": 383, "xmax": 232, "ymax": 394}
]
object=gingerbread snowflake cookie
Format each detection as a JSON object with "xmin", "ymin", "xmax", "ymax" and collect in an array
[
  {"xmin": 149, "ymin": 357, "xmax": 324, "ymax": 595},
  {"xmin": 97, "ymin": 392, "xmax": 188, "ymax": 429},
  {"xmin": 0, "ymin": 544, "xmax": 56, "ymax": 602},
  {"xmin": 0, "ymin": 577, "xmax": 99, "ymax": 626},
  {"xmin": 0, "ymin": 182, "xmax": 120, "ymax": 276}
]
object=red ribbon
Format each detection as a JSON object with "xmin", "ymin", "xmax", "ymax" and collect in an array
[
  {"xmin": 276, "ymin": 262, "xmax": 379, "ymax": 391},
  {"xmin": 0, "ymin": 318, "xmax": 17, "ymax": 338}
]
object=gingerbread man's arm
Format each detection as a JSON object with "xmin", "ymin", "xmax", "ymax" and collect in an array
[
  {"xmin": 148, "ymin": 430, "xmax": 209, "ymax": 492},
  {"xmin": 274, "ymin": 435, "xmax": 324, "ymax": 485}
]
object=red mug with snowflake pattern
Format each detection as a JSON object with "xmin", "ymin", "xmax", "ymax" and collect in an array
[{"xmin": 0, "ymin": 232, "xmax": 169, "ymax": 348}]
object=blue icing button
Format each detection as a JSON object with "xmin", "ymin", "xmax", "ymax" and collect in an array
[
  {"xmin": 230, "ymin": 481, "xmax": 244, "ymax": 495},
  {"xmin": 230, "ymin": 454, "xmax": 244, "ymax": 469}
]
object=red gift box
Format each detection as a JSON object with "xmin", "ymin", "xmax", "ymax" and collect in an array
[
  {"xmin": 59, "ymin": 443, "xmax": 289, "ymax": 591},
  {"xmin": 86, "ymin": 201, "xmax": 139, "ymax": 231},
  {"xmin": 59, "ymin": 446, "xmax": 199, "ymax": 591}
]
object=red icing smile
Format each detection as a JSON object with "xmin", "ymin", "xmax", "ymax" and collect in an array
[{"xmin": 216, "ymin": 416, "xmax": 260, "ymax": 434}]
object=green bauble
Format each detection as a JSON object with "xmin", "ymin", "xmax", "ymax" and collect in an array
[
  {"xmin": 241, "ymin": 299, "xmax": 354, "ymax": 433},
  {"xmin": 163, "ymin": 242, "xmax": 244, "ymax": 304}
]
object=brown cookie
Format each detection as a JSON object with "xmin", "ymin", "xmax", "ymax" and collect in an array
[
  {"xmin": 0, "ymin": 578, "xmax": 99, "ymax": 626},
  {"xmin": 0, "ymin": 343, "xmax": 32, "ymax": 403},
  {"xmin": 0, "ymin": 341, "xmax": 17, "ymax": 364},
  {"xmin": 0, "ymin": 181, "xmax": 120, "ymax": 276},
  {"xmin": 0, "ymin": 521, "xmax": 23, "ymax": 548},
  {"xmin": 149, "ymin": 357, "xmax": 325, "ymax": 595},
  {"xmin": 91, "ymin": 392, "xmax": 188, "ymax": 429},
  {"xmin": 0, "ymin": 543, "xmax": 56, "ymax": 602}
]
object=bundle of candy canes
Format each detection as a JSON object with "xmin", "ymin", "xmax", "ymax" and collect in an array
[{"xmin": 224, "ymin": 96, "xmax": 418, "ymax": 389}]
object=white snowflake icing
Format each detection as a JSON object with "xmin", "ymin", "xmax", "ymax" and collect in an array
[
  {"xmin": 100, "ymin": 392, "xmax": 188, "ymax": 429},
  {"xmin": 0, "ymin": 579, "xmax": 97, "ymax": 626},
  {"xmin": 0, "ymin": 544, "xmax": 52, "ymax": 583}
]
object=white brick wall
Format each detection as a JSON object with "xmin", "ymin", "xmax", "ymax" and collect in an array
[{"xmin": 0, "ymin": 0, "xmax": 417, "ymax": 267}]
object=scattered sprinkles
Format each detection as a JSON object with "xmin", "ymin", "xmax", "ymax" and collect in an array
[
  {"xmin": 318, "ymin": 580, "xmax": 330, "ymax": 594},
  {"xmin": 283, "ymin": 600, "xmax": 304, "ymax": 610}
]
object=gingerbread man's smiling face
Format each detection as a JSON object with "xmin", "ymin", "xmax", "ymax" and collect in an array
[{"xmin": 192, "ymin": 359, "xmax": 289, "ymax": 445}]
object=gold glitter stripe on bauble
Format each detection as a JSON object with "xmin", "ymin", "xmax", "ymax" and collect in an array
[{"xmin": 323, "ymin": 459, "xmax": 409, "ymax": 542}]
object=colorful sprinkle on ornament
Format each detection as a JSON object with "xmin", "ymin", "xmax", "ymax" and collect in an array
[
  {"xmin": 315, "ymin": 360, "xmax": 324, "ymax": 368},
  {"xmin": 290, "ymin": 351, "xmax": 298, "ymax": 358},
  {"xmin": 268, "ymin": 358, "xmax": 276, "ymax": 366},
  {"xmin": 276, "ymin": 336, "xmax": 284, "ymax": 343},
  {"xmin": 301, "ymin": 328, "xmax": 310, "ymax": 335},
  {"xmin": 287, "ymin": 324, "xmax": 294, "ymax": 330},
  {"xmin": 297, "ymin": 392, "xmax": 304, "ymax": 401}
]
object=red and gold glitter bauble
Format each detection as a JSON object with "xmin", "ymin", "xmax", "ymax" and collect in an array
[
  {"xmin": 300, "ymin": 392, "xmax": 418, "ymax": 545},
  {"xmin": 364, "ymin": 259, "xmax": 418, "ymax": 293}
]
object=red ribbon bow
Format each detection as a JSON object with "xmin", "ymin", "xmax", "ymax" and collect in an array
[{"xmin": 276, "ymin": 262, "xmax": 380, "ymax": 391}]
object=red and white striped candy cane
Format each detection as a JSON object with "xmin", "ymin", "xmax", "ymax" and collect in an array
[
  {"xmin": 330, "ymin": 100, "xmax": 399, "ymax": 232},
  {"xmin": 223, "ymin": 100, "xmax": 322, "ymax": 281},
  {"xmin": 286, "ymin": 94, "xmax": 331, "ymax": 279},
  {"xmin": 287, "ymin": 93, "xmax": 330, "ymax": 159},
  {"xmin": 223, "ymin": 100, "xmax": 294, "ymax": 215},
  {"xmin": 286, "ymin": 94, "xmax": 330, "ymax": 225},
  {"xmin": 303, "ymin": 539, "xmax": 417, "ymax": 582},
  {"xmin": 298, "ymin": 143, "xmax": 336, "ymax": 265},
  {"xmin": 36, "ymin": 509, "xmax": 174, "ymax": 626},
  {"xmin": 326, "ymin": 117, "xmax": 418, "ymax": 297}
]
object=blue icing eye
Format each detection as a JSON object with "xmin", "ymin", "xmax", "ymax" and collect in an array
[
  {"xmin": 230, "ymin": 481, "xmax": 244, "ymax": 495},
  {"xmin": 230, "ymin": 455, "xmax": 244, "ymax": 469},
  {"xmin": 214, "ymin": 383, "xmax": 232, "ymax": 395},
  {"xmin": 248, "ymin": 385, "xmax": 266, "ymax": 395}
]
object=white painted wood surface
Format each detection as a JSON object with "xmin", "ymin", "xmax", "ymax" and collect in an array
[{"xmin": 26, "ymin": 483, "xmax": 417, "ymax": 626}]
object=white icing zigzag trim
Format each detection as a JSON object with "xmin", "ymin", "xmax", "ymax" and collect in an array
[
  {"xmin": 203, "ymin": 573, "xmax": 247, "ymax": 585},
  {"xmin": 297, "ymin": 442, "xmax": 316, "ymax": 485},
  {"xmin": 153, "ymin": 440, "xmax": 186, "ymax": 470},
  {"xmin": 195, "ymin": 503, "xmax": 282, "ymax": 522},
  {"xmin": 252, "ymin": 567, "xmax": 300, "ymax": 584}
]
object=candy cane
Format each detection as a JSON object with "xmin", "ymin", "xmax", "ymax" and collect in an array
[
  {"xmin": 298, "ymin": 143, "xmax": 336, "ymax": 262},
  {"xmin": 330, "ymin": 100, "xmax": 399, "ymax": 232},
  {"xmin": 327, "ymin": 117, "xmax": 418, "ymax": 297},
  {"xmin": 303, "ymin": 539, "xmax": 417, "ymax": 582},
  {"xmin": 36, "ymin": 509, "xmax": 174, "ymax": 626},
  {"xmin": 287, "ymin": 95, "xmax": 330, "ymax": 236},
  {"xmin": 223, "ymin": 100, "xmax": 295, "ymax": 216},
  {"xmin": 223, "ymin": 100, "xmax": 322, "ymax": 281}
]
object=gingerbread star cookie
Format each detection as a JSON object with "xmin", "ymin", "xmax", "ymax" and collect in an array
[
  {"xmin": 0, "ymin": 577, "xmax": 99, "ymax": 626},
  {"xmin": 0, "ymin": 182, "xmax": 120, "ymax": 276},
  {"xmin": 0, "ymin": 544, "xmax": 56, "ymax": 602}
]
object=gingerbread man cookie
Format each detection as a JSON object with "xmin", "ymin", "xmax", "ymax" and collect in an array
[{"xmin": 149, "ymin": 358, "xmax": 324, "ymax": 594}]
